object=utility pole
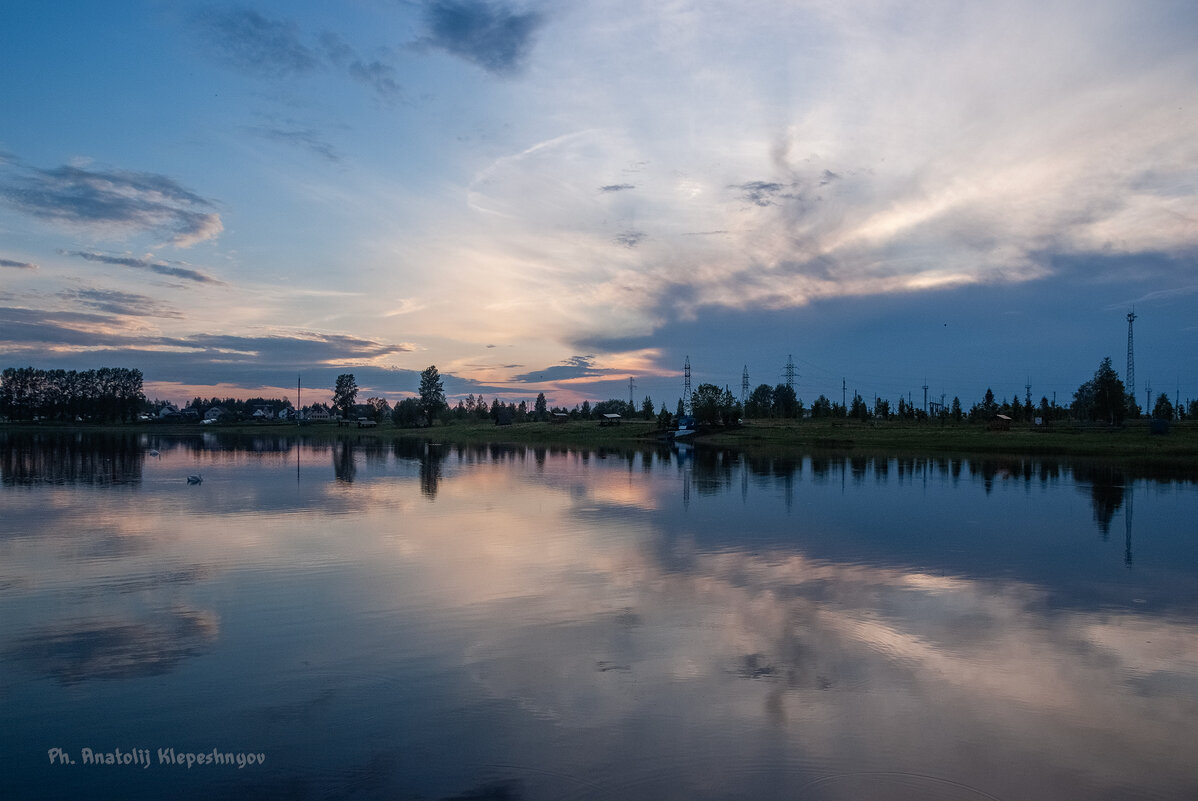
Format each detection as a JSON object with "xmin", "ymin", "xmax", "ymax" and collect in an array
[
  {"xmin": 628, "ymin": 376, "xmax": 637, "ymax": 408},
  {"xmin": 683, "ymin": 356, "xmax": 692, "ymax": 416},
  {"xmin": 741, "ymin": 365, "xmax": 749, "ymax": 406},
  {"xmin": 922, "ymin": 379, "xmax": 928, "ymax": 414},
  {"xmin": 297, "ymin": 374, "xmax": 301, "ymax": 426},
  {"xmin": 842, "ymin": 378, "xmax": 847, "ymax": 411},
  {"xmin": 1145, "ymin": 382, "xmax": 1151, "ymax": 415}
]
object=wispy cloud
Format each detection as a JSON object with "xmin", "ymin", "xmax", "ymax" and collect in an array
[
  {"xmin": 0, "ymin": 305, "xmax": 413, "ymax": 367},
  {"xmin": 193, "ymin": 9, "xmax": 402, "ymax": 101},
  {"xmin": 192, "ymin": 7, "xmax": 319, "ymax": 77},
  {"xmin": 246, "ymin": 125, "xmax": 341, "ymax": 162},
  {"xmin": 422, "ymin": 0, "xmax": 544, "ymax": 76},
  {"xmin": 600, "ymin": 184, "xmax": 635, "ymax": 193},
  {"xmin": 0, "ymin": 257, "xmax": 37, "ymax": 270},
  {"xmin": 62, "ymin": 251, "xmax": 224, "ymax": 285},
  {"xmin": 1, "ymin": 164, "xmax": 222, "ymax": 247},
  {"xmin": 58, "ymin": 288, "xmax": 183, "ymax": 319},
  {"xmin": 511, "ymin": 355, "xmax": 624, "ymax": 383}
]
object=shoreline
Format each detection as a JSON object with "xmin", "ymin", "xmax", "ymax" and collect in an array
[{"xmin": 4, "ymin": 418, "xmax": 1196, "ymax": 464}]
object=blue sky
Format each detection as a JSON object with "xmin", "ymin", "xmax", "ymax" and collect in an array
[{"xmin": 2, "ymin": 0, "xmax": 1196, "ymax": 410}]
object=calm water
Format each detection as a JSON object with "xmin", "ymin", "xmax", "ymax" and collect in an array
[{"xmin": 2, "ymin": 431, "xmax": 1197, "ymax": 801}]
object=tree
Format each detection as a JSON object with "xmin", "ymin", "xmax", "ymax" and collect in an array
[
  {"xmin": 657, "ymin": 405, "xmax": 673, "ymax": 428},
  {"xmin": 365, "ymin": 397, "xmax": 391, "ymax": 421},
  {"xmin": 580, "ymin": 400, "xmax": 592, "ymax": 418},
  {"xmin": 850, "ymin": 393, "xmax": 870, "ymax": 421},
  {"xmin": 1073, "ymin": 357, "xmax": 1128, "ymax": 425},
  {"xmin": 810, "ymin": 394, "xmax": 832, "ymax": 418},
  {"xmin": 691, "ymin": 383, "xmax": 725, "ymax": 425},
  {"xmin": 391, "ymin": 397, "xmax": 423, "ymax": 427},
  {"xmin": 745, "ymin": 384, "xmax": 774, "ymax": 418},
  {"xmin": 333, "ymin": 374, "xmax": 358, "ymax": 418},
  {"xmin": 418, "ymin": 365, "xmax": 446, "ymax": 426},
  {"xmin": 640, "ymin": 395, "xmax": 655, "ymax": 420},
  {"xmin": 1152, "ymin": 393, "xmax": 1175, "ymax": 420},
  {"xmin": 534, "ymin": 392, "xmax": 548, "ymax": 422},
  {"xmin": 772, "ymin": 384, "xmax": 799, "ymax": 418}
]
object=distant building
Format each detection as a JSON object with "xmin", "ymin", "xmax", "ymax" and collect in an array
[
  {"xmin": 988, "ymin": 413, "xmax": 1012, "ymax": 431},
  {"xmin": 599, "ymin": 413, "xmax": 622, "ymax": 426}
]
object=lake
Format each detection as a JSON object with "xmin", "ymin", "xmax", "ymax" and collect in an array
[{"xmin": 2, "ymin": 431, "xmax": 1197, "ymax": 800}]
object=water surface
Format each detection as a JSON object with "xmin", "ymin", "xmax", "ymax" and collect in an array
[{"xmin": 2, "ymin": 432, "xmax": 1196, "ymax": 800}]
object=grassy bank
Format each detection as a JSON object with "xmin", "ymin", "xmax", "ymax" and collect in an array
[{"xmin": 5, "ymin": 418, "xmax": 1196, "ymax": 465}]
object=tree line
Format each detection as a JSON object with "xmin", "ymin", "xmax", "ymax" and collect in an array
[
  {"xmin": 0, "ymin": 366, "xmax": 145, "ymax": 422},
  {"xmin": 386, "ymin": 357, "xmax": 1195, "ymax": 430}
]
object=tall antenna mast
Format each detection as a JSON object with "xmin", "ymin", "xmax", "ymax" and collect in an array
[
  {"xmin": 683, "ymin": 355, "xmax": 692, "ymax": 415},
  {"xmin": 1126, "ymin": 309, "xmax": 1137, "ymax": 403}
]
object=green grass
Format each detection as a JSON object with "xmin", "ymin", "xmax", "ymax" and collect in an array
[{"xmin": 6, "ymin": 417, "xmax": 1196, "ymax": 467}]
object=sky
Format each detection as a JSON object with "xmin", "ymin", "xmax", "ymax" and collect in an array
[{"xmin": 1, "ymin": 0, "xmax": 1196, "ymax": 411}]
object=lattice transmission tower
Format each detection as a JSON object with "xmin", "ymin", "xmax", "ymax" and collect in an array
[
  {"xmin": 683, "ymin": 355, "xmax": 692, "ymax": 415},
  {"xmin": 1126, "ymin": 310, "xmax": 1137, "ymax": 403},
  {"xmin": 785, "ymin": 355, "xmax": 796, "ymax": 391},
  {"xmin": 741, "ymin": 365, "xmax": 749, "ymax": 406}
]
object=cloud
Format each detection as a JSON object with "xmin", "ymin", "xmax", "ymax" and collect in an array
[
  {"xmin": 58, "ymin": 288, "xmax": 183, "ymax": 319},
  {"xmin": 614, "ymin": 230, "xmax": 645, "ymax": 248},
  {"xmin": 192, "ymin": 7, "xmax": 319, "ymax": 77},
  {"xmin": 62, "ymin": 251, "xmax": 224, "ymax": 285},
  {"xmin": 422, "ymin": 0, "xmax": 544, "ymax": 76},
  {"xmin": 1, "ymin": 257, "xmax": 37, "ymax": 270},
  {"xmin": 1, "ymin": 164, "xmax": 222, "ymax": 246},
  {"xmin": 734, "ymin": 180, "xmax": 793, "ymax": 207},
  {"xmin": 347, "ymin": 59, "xmax": 402, "ymax": 99},
  {"xmin": 193, "ymin": 11, "xmax": 402, "ymax": 101},
  {"xmin": 511, "ymin": 355, "xmax": 625, "ymax": 383},
  {"xmin": 246, "ymin": 125, "xmax": 341, "ymax": 162},
  {"xmin": 600, "ymin": 184, "xmax": 635, "ymax": 193}
]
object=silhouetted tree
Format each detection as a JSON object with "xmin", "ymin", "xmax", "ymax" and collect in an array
[
  {"xmin": 418, "ymin": 365, "xmax": 446, "ymax": 425},
  {"xmin": 1152, "ymin": 393, "xmax": 1174, "ymax": 420},
  {"xmin": 640, "ymin": 395, "xmax": 655, "ymax": 420},
  {"xmin": 333, "ymin": 374, "xmax": 358, "ymax": 418},
  {"xmin": 1073, "ymin": 357, "xmax": 1128, "ymax": 425},
  {"xmin": 772, "ymin": 384, "xmax": 799, "ymax": 418},
  {"xmin": 745, "ymin": 384, "xmax": 774, "ymax": 418}
]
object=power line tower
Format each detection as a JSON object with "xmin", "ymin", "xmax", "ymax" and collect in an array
[
  {"xmin": 1145, "ymin": 381, "xmax": 1151, "ymax": 414},
  {"xmin": 683, "ymin": 355, "xmax": 692, "ymax": 415},
  {"xmin": 922, "ymin": 379, "xmax": 928, "ymax": 414},
  {"xmin": 1126, "ymin": 310, "xmax": 1137, "ymax": 403},
  {"xmin": 785, "ymin": 355, "xmax": 796, "ymax": 391},
  {"xmin": 1025, "ymin": 378, "xmax": 1032, "ymax": 409},
  {"xmin": 628, "ymin": 376, "xmax": 636, "ymax": 408},
  {"xmin": 741, "ymin": 365, "xmax": 749, "ymax": 406}
]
